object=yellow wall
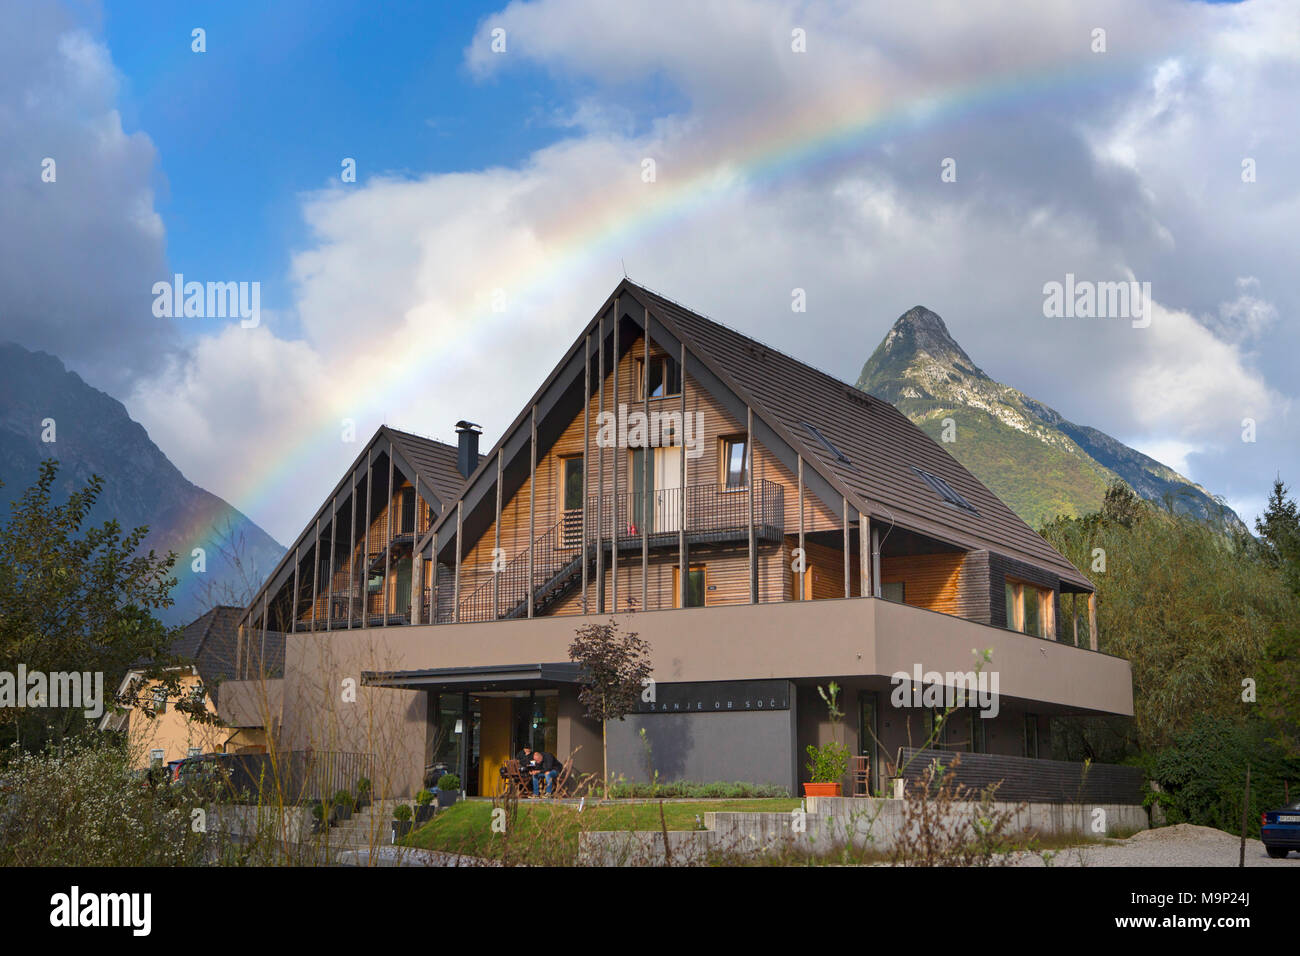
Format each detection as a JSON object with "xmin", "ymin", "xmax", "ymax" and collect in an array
[
  {"xmin": 125, "ymin": 672, "xmax": 226, "ymax": 770},
  {"xmin": 477, "ymin": 698, "xmax": 513, "ymax": 797}
]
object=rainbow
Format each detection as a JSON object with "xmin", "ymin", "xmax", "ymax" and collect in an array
[{"xmin": 220, "ymin": 48, "xmax": 1151, "ymax": 559}]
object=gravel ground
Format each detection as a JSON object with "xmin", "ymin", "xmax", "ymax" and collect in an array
[{"xmin": 1010, "ymin": 823, "xmax": 1300, "ymax": 867}]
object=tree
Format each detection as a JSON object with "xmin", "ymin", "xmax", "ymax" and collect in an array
[
  {"xmin": 568, "ymin": 618, "xmax": 652, "ymax": 797},
  {"xmin": 0, "ymin": 461, "xmax": 182, "ymax": 752},
  {"xmin": 1253, "ymin": 477, "xmax": 1300, "ymax": 753}
]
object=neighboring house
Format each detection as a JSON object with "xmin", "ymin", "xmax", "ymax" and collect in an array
[
  {"xmin": 232, "ymin": 280, "xmax": 1134, "ymax": 797},
  {"xmin": 101, "ymin": 605, "xmax": 253, "ymax": 768}
]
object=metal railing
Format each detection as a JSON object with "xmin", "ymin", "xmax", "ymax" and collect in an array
[{"xmin": 431, "ymin": 479, "xmax": 785, "ymax": 624}]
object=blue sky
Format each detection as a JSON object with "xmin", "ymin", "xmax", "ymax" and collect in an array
[
  {"xmin": 2, "ymin": 0, "xmax": 1295, "ymax": 543},
  {"xmin": 102, "ymin": 0, "xmax": 578, "ymax": 331}
]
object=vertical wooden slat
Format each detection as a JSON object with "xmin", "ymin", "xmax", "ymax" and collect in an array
[
  {"xmin": 363, "ymin": 448, "xmax": 372, "ymax": 626},
  {"xmin": 797, "ymin": 454, "xmax": 805, "ymax": 601},
  {"xmin": 596, "ymin": 314, "xmax": 605, "ymax": 614},
  {"xmin": 410, "ymin": 477, "xmax": 421, "ymax": 625},
  {"xmin": 348, "ymin": 468, "xmax": 357, "ymax": 628},
  {"xmin": 1088, "ymin": 591, "xmax": 1098, "ymax": 650},
  {"xmin": 747, "ymin": 405, "xmax": 756, "ymax": 604},
  {"xmin": 291, "ymin": 544, "xmax": 300, "ymax": 635},
  {"xmin": 582, "ymin": 333, "xmax": 590, "ymax": 614},
  {"xmin": 383, "ymin": 448, "xmax": 394, "ymax": 626},
  {"xmin": 678, "ymin": 340, "xmax": 687, "ymax": 608},
  {"xmin": 494, "ymin": 450, "xmax": 503, "ymax": 620},
  {"xmin": 612, "ymin": 299, "xmax": 620, "ymax": 614},
  {"xmin": 859, "ymin": 512, "xmax": 870, "ymax": 599},
  {"xmin": 327, "ymin": 495, "xmax": 337, "ymax": 630},
  {"xmin": 260, "ymin": 592, "xmax": 268, "ymax": 673},
  {"xmin": 1072, "ymin": 592, "xmax": 1079, "ymax": 647},
  {"xmin": 312, "ymin": 517, "xmax": 320, "ymax": 630},
  {"xmin": 528, "ymin": 406, "xmax": 537, "ymax": 619},
  {"xmin": 842, "ymin": 496, "xmax": 850, "ymax": 599},
  {"xmin": 641, "ymin": 315, "xmax": 649, "ymax": 609},
  {"xmin": 454, "ymin": 501, "xmax": 463, "ymax": 623}
]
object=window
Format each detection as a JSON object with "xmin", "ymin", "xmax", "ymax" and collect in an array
[
  {"xmin": 1024, "ymin": 714, "xmax": 1039, "ymax": 759},
  {"xmin": 636, "ymin": 354, "xmax": 682, "ymax": 400},
  {"xmin": 149, "ymin": 749, "xmax": 165, "ymax": 767},
  {"xmin": 1005, "ymin": 578, "xmax": 1054, "ymax": 638},
  {"xmin": 881, "ymin": 580, "xmax": 905, "ymax": 604},
  {"xmin": 187, "ymin": 747, "xmax": 202, "ymax": 758},
  {"xmin": 152, "ymin": 687, "xmax": 167, "ymax": 714},
  {"xmin": 673, "ymin": 565, "xmax": 706, "ymax": 608},
  {"xmin": 721, "ymin": 436, "xmax": 748, "ymax": 490},
  {"xmin": 802, "ymin": 422, "xmax": 851, "ymax": 464},
  {"xmin": 561, "ymin": 456, "xmax": 584, "ymax": 511},
  {"xmin": 912, "ymin": 467, "xmax": 978, "ymax": 514}
]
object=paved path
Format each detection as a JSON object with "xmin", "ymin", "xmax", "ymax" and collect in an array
[{"xmin": 1010, "ymin": 824, "xmax": 1299, "ymax": 867}]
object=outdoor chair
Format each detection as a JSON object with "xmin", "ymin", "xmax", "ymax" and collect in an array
[{"xmin": 850, "ymin": 755, "xmax": 870, "ymax": 796}]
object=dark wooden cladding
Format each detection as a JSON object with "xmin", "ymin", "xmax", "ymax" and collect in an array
[
  {"xmin": 897, "ymin": 748, "xmax": 1145, "ymax": 805},
  {"xmin": 988, "ymin": 551, "xmax": 1062, "ymax": 637}
]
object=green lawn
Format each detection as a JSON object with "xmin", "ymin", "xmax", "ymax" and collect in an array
[{"xmin": 403, "ymin": 798, "xmax": 799, "ymax": 864}]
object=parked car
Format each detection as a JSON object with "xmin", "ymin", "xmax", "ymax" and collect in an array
[{"xmin": 1261, "ymin": 802, "xmax": 1300, "ymax": 859}]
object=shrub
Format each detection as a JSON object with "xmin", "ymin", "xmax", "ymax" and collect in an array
[
  {"xmin": 805, "ymin": 741, "xmax": 850, "ymax": 784},
  {"xmin": 393, "ymin": 804, "xmax": 412, "ymax": 822},
  {"xmin": 436, "ymin": 773, "xmax": 461, "ymax": 791},
  {"xmin": 332, "ymin": 789, "xmax": 353, "ymax": 810},
  {"xmin": 416, "ymin": 789, "xmax": 434, "ymax": 806},
  {"xmin": 355, "ymin": 777, "xmax": 371, "ymax": 796}
]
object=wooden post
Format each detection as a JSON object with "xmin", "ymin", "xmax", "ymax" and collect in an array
[
  {"xmin": 612, "ymin": 300, "xmax": 620, "ymax": 614},
  {"xmin": 1072, "ymin": 592, "xmax": 1079, "ymax": 647},
  {"xmin": 582, "ymin": 333, "xmax": 590, "ymax": 614},
  {"xmin": 326, "ymin": 495, "xmax": 337, "ymax": 630},
  {"xmin": 1087, "ymin": 591, "xmax": 1098, "ymax": 650},
  {"xmin": 311, "ymin": 517, "xmax": 320, "ymax": 630},
  {"xmin": 454, "ymin": 501, "xmax": 463, "ymax": 623},
  {"xmin": 383, "ymin": 449, "xmax": 394, "ymax": 626},
  {"xmin": 348, "ymin": 469, "xmax": 357, "ymax": 628},
  {"xmin": 596, "ymin": 314, "xmax": 605, "ymax": 614},
  {"xmin": 528, "ymin": 406, "xmax": 537, "ymax": 619},
  {"xmin": 410, "ymin": 478, "xmax": 421, "ymax": 625},
  {"xmin": 747, "ymin": 406, "xmax": 756, "ymax": 604},
  {"xmin": 678, "ymin": 340, "xmax": 688, "ymax": 608},
  {"xmin": 859, "ymin": 512, "xmax": 871, "ymax": 598},
  {"xmin": 641, "ymin": 318, "xmax": 649, "ymax": 609},
  {"xmin": 797, "ymin": 455, "xmax": 805, "ymax": 601},
  {"xmin": 432, "ymin": 558, "xmax": 439, "ymax": 625},
  {"xmin": 260, "ymin": 592, "xmax": 268, "ymax": 673},
  {"xmin": 494, "ymin": 450, "xmax": 503, "ymax": 620},
  {"xmin": 291, "ymin": 545, "xmax": 300, "ymax": 635},
  {"xmin": 363, "ymin": 448, "xmax": 372, "ymax": 625},
  {"xmin": 842, "ymin": 496, "xmax": 850, "ymax": 598}
]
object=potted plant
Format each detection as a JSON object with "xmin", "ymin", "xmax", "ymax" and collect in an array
[
  {"xmin": 415, "ymin": 788, "xmax": 435, "ymax": 823},
  {"xmin": 803, "ymin": 681, "xmax": 848, "ymax": 798},
  {"xmin": 355, "ymin": 776, "xmax": 371, "ymax": 811},
  {"xmin": 309, "ymin": 800, "xmax": 326, "ymax": 834},
  {"xmin": 333, "ymin": 789, "xmax": 354, "ymax": 821},
  {"xmin": 391, "ymin": 804, "xmax": 413, "ymax": 843},
  {"xmin": 436, "ymin": 773, "xmax": 461, "ymax": 808}
]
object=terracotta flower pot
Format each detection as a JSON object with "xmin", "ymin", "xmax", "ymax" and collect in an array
[{"xmin": 802, "ymin": 782, "xmax": 842, "ymax": 797}]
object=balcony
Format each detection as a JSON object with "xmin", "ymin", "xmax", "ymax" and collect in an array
[{"xmin": 434, "ymin": 478, "xmax": 785, "ymax": 624}]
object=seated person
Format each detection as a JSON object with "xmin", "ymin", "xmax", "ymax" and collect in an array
[{"xmin": 530, "ymin": 750, "xmax": 561, "ymax": 796}]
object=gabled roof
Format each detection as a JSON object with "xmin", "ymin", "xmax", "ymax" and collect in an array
[
  {"xmin": 421, "ymin": 279, "xmax": 1091, "ymax": 591},
  {"xmin": 633, "ymin": 284, "xmax": 1092, "ymax": 589},
  {"xmin": 240, "ymin": 425, "xmax": 481, "ymax": 627}
]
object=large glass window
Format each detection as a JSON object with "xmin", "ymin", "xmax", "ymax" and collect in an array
[
  {"xmin": 721, "ymin": 436, "xmax": 748, "ymax": 490},
  {"xmin": 1005, "ymin": 579, "xmax": 1052, "ymax": 638}
]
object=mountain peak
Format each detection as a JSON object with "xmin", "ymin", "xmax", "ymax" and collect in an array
[{"xmin": 855, "ymin": 305, "xmax": 985, "ymax": 400}]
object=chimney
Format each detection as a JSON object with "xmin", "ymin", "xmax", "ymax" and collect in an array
[{"xmin": 455, "ymin": 420, "xmax": 481, "ymax": 478}]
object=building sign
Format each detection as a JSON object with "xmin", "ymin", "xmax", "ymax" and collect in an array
[{"xmin": 636, "ymin": 680, "xmax": 790, "ymax": 714}]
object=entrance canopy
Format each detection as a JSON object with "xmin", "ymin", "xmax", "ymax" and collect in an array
[{"xmin": 361, "ymin": 661, "xmax": 583, "ymax": 693}]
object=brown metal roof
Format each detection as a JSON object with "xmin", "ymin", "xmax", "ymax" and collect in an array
[
  {"xmin": 630, "ymin": 283, "xmax": 1092, "ymax": 591},
  {"xmin": 387, "ymin": 427, "xmax": 472, "ymax": 507}
]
